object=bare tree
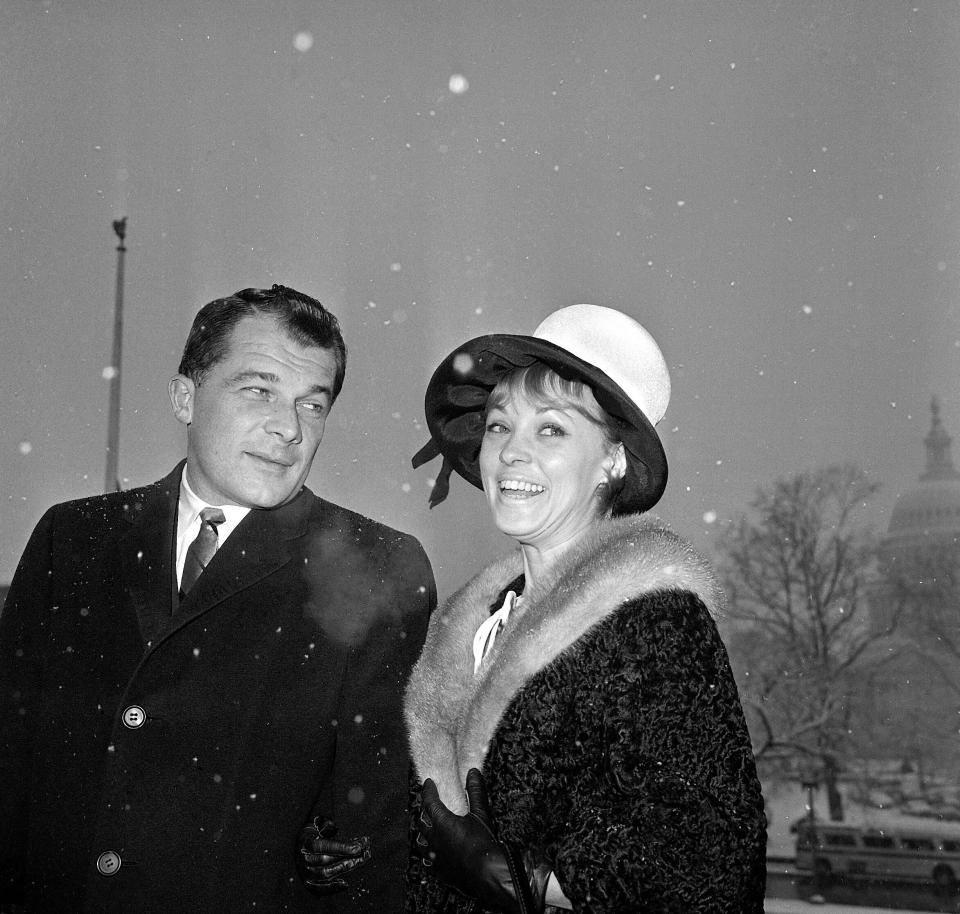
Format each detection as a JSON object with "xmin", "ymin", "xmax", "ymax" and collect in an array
[{"xmin": 718, "ymin": 463, "xmax": 898, "ymax": 819}]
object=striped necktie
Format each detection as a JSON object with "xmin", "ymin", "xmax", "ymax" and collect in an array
[{"xmin": 180, "ymin": 507, "xmax": 226, "ymax": 599}]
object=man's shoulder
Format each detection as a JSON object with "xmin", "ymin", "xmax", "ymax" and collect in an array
[
  {"xmin": 43, "ymin": 472, "xmax": 178, "ymax": 527},
  {"xmin": 300, "ymin": 496, "xmax": 435, "ymax": 611},
  {"xmin": 308, "ymin": 494, "xmax": 424, "ymax": 555}
]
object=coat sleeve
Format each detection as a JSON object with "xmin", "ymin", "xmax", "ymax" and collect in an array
[
  {"xmin": 325, "ymin": 532, "xmax": 436, "ymax": 912},
  {"xmin": 553, "ymin": 590, "xmax": 766, "ymax": 913},
  {"xmin": 0, "ymin": 507, "xmax": 56, "ymax": 906}
]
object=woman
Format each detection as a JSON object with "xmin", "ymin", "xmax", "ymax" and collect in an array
[{"xmin": 404, "ymin": 304, "xmax": 766, "ymax": 913}]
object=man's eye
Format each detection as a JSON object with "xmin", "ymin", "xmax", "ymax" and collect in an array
[
  {"xmin": 243, "ymin": 387, "xmax": 269, "ymax": 397},
  {"xmin": 299, "ymin": 401, "xmax": 326, "ymax": 415}
]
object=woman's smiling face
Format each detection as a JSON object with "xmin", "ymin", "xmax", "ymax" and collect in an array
[{"xmin": 479, "ymin": 383, "xmax": 623, "ymax": 553}]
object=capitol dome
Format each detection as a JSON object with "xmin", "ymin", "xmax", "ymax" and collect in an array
[
  {"xmin": 885, "ymin": 397, "xmax": 960, "ymax": 546},
  {"xmin": 868, "ymin": 397, "xmax": 960, "ymax": 773}
]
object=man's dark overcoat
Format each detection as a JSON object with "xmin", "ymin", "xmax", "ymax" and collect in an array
[
  {"xmin": 404, "ymin": 515, "xmax": 766, "ymax": 913},
  {"xmin": 0, "ymin": 463, "xmax": 435, "ymax": 913}
]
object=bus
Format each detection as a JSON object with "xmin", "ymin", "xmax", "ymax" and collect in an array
[{"xmin": 795, "ymin": 819, "xmax": 960, "ymax": 893}]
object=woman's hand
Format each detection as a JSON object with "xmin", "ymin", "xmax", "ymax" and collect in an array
[{"xmin": 417, "ymin": 768, "xmax": 549, "ymax": 914}]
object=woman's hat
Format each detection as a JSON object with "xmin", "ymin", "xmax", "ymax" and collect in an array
[{"xmin": 412, "ymin": 304, "xmax": 671, "ymax": 515}]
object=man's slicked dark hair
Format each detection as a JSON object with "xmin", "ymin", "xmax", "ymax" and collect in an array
[{"xmin": 177, "ymin": 285, "xmax": 347, "ymax": 401}]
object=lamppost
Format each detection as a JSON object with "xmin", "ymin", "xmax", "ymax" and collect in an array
[
  {"xmin": 104, "ymin": 217, "xmax": 126, "ymax": 493},
  {"xmin": 799, "ymin": 761, "xmax": 826, "ymax": 898},
  {"xmin": 800, "ymin": 763, "xmax": 820, "ymax": 827}
]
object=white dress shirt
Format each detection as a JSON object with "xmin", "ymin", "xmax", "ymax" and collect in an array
[{"xmin": 175, "ymin": 469, "xmax": 251, "ymax": 590}]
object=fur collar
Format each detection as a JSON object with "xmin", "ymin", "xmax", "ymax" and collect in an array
[{"xmin": 403, "ymin": 514, "xmax": 723, "ymax": 812}]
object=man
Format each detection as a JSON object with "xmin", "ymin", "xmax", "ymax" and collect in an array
[{"xmin": 0, "ymin": 285, "xmax": 435, "ymax": 913}]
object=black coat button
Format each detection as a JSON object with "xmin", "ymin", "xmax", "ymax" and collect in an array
[
  {"xmin": 122, "ymin": 705, "xmax": 145, "ymax": 729},
  {"xmin": 96, "ymin": 850, "xmax": 121, "ymax": 876}
]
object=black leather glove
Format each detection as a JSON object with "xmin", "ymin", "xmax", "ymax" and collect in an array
[
  {"xmin": 298, "ymin": 818, "xmax": 371, "ymax": 896},
  {"xmin": 417, "ymin": 768, "xmax": 550, "ymax": 914}
]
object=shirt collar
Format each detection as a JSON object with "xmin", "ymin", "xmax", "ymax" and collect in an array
[{"xmin": 179, "ymin": 467, "xmax": 251, "ymax": 531}]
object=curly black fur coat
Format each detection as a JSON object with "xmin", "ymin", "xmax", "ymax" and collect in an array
[{"xmin": 403, "ymin": 515, "xmax": 766, "ymax": 913}]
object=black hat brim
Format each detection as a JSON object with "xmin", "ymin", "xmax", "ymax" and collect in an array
[{"xmin": 418, "ymin": 333, "xmax": 667, "ymax": 514}]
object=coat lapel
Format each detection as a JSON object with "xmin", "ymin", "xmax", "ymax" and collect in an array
[
  {"xmin": 121, "ymin": 465, "xmax": 181, "ymax": 649},
  {"xmin": 162, "ymin": 486, "xmax": 314, "ymax": 638}
]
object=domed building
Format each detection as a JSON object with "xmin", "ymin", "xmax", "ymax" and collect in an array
[
  {"xmin": 883, "ymin": 397, "xmax": 960, "ymax": 556},
  {"xmin": 866, "ymin": 397, "xmax": 960, "ymax": 777},
  {"xmin": 874, "ymin": 397, "xmax": 960, "ymax": 632}
]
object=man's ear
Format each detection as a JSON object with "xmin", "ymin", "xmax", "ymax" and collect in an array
[{"xmin": 169, "ymin": 376, "xmax": 195, "ymax": 427}]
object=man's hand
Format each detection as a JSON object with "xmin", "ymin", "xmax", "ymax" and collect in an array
[{"xmin": 298, "ymin": 818, "xmax": 371, "ymax": 896}]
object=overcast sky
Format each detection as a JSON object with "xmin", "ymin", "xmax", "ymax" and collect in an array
[{"xmin": 3, "ymin": 1, "xmax": 959, "ymax": 597}]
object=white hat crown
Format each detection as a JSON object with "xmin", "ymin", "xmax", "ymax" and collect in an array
[{"xmin": 533, "ymin": 304, "xmax": 670, "ymax": 424}]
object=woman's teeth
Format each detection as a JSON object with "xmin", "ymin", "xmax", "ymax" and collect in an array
[{"xmin": 499, "ymin": 480, "xmax": 544, "ymax": 494}]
